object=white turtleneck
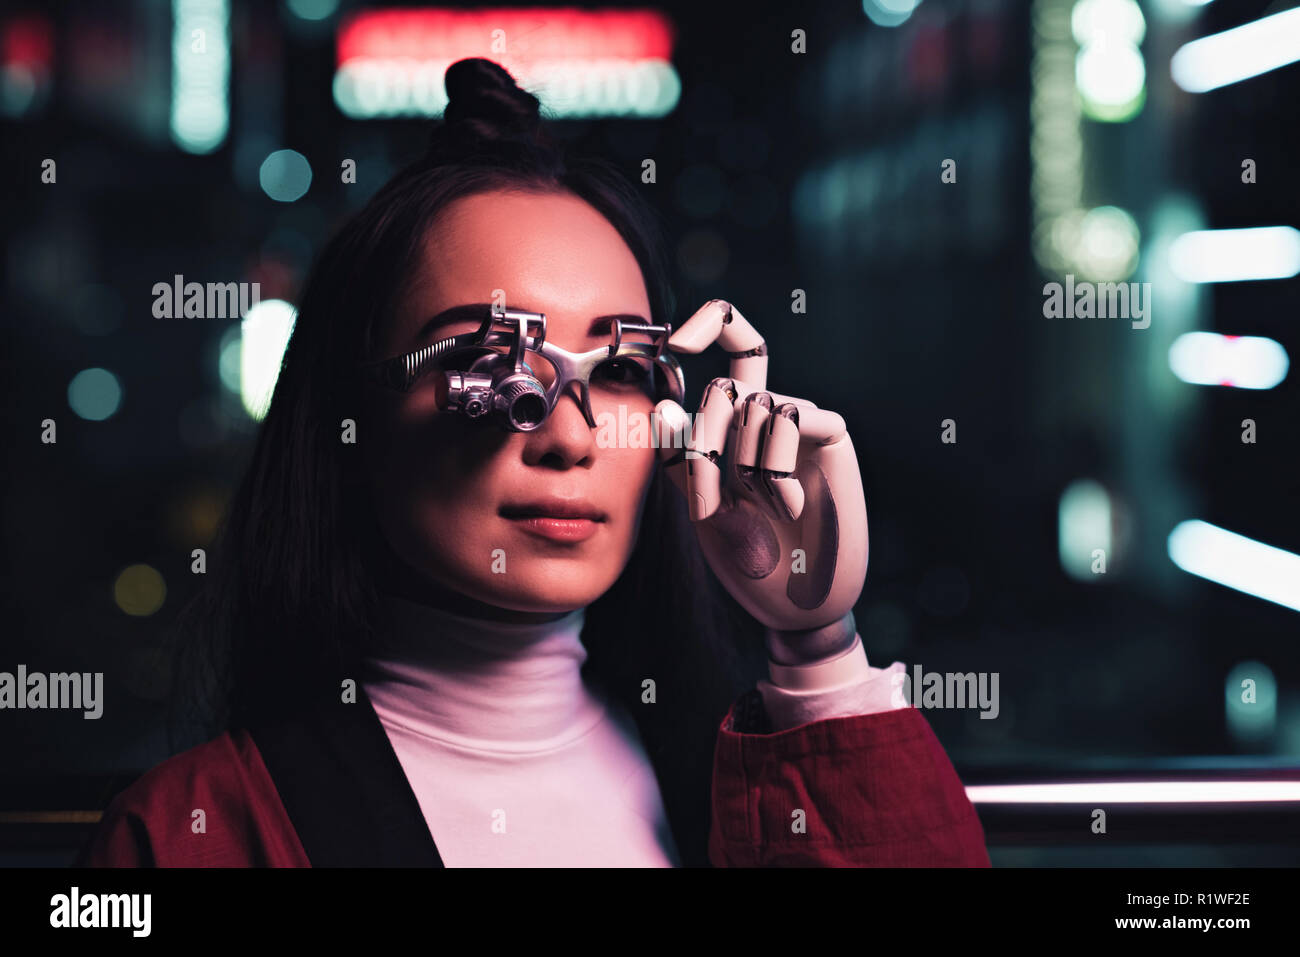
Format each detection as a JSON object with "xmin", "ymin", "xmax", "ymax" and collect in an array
[
  {"xmin": 361, "ymin": 596, "xmax": 680, "ymax": 867},
  {"xmin": 361, "ymin": 595, "xmax": 906, "ymax": 867}
]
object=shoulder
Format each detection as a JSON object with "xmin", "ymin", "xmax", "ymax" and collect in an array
[
  {"xmin": 107, "ymin": 732, "xmax": 256, "ymax": 817},
  {"xmin": 79, "ymin": 729, "xmax": 309, "ymax": 868}
]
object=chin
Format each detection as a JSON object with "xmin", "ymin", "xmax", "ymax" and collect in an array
[{"xmin": 477, "ymin": 564, "xmax": 615, "ymax": 613}]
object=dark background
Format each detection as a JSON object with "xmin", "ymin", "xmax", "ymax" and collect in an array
[{"xmin": 2, "ymin": 0, "xmax": 1298, "ymax": 865}]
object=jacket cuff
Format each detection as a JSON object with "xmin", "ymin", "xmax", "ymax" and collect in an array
[
  {"xmin": 710, "ymin": 701, "xmax": 990, "ymax": 867},
  {"xmin": 758, "ymin": 656, "xmax": 909, "ymax": 732}
]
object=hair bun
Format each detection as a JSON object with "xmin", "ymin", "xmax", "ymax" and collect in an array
[{"xmin": 431, "ymin": 58, "xmax": 544, "ymax": 155}]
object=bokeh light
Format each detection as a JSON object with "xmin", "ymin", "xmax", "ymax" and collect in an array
[
  {"xmin": 67, "ymin": 368, "xmax": 123, "ymax": 421},
  {"xmin": 1225, "ymin": 661, "xmax": 1277, "ymax": 745},
  {"xmin": 1075, "ymin": 205, "xmax": 1141, "ymax": 280},
  {"xmin": 238, "ymin": 299, "xmax": 297, "ymax": 420},
  {"xmin": 285, "ymin": 0, "xmax": 339, "ymax": 21},
  {"xmin": 1059, "ymin": 479, "xmax": 1112, "ymax": 580},
  {"xmin": 170, "ymin": 0, "xmax": 230, "ymax": 154},
  {"xmin": 863, "ymin": 0, "xmax": 922, "ymax": 28},
  {"xmin": 113, "ymin": 564, "xmax": 167, "ymax": 617},
  {"xmin": 259, "ymin": 149, "xmax": 313, "ymax": 202}
]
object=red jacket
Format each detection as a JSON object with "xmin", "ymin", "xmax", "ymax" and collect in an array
[{"xmin": 78, "ymin": 689, "xmax": 989, "ymax": 868}]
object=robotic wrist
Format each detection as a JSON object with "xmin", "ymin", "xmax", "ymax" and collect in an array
[{"xmin": 764, "ymin": 609, "xmax": 858, "ymax": 667}]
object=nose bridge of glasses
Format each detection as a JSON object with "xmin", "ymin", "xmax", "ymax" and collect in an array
[{"xmin": 536, "ymin": 346, "xmax": 600, "ymax": 425}]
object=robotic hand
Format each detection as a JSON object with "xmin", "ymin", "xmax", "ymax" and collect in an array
[{"xmin": 653, "ymin": 300, "xmax": 870, "ymax": 667}]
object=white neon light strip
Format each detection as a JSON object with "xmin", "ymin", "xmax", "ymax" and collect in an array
[
  {"xmin": 1171, "ymin": 7, "xmax": 1300, "ymax": 92},
  {"xmin": 1168, "ymin": 332, "xmax": 1289, "ymax": 389},
  {"xmin": 1168, "ymin": 520, "xmax": 1300, "ymax": 613},
  {"xmin": 968, "ymin": 781, "xmax": 1300, "ymax": 804},
  {"xmin": 333, "ymin": 58, "xmax": 680, "ymax": 119},
  {"xmin": 1169, "ymin": 226, "xmax": 1300, "ymax": 283}
]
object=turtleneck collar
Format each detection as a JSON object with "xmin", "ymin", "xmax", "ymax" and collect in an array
[{"xmin": 360, "ymin": 593, "xmax": 603, "ymax": 755}]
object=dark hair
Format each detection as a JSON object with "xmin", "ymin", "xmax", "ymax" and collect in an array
[{"xmin": 170, "ymin": 58, "xmax": 766, "ymax": 866}]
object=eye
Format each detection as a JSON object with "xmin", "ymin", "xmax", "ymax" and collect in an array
[{"xmin": 592, "ymin": 357, "xmax": 652, "ymax": 386}]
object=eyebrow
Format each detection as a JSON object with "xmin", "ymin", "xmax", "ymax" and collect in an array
[{"xmin": 415, "ymin": 303, "xmax": 650, "ymax": 342}]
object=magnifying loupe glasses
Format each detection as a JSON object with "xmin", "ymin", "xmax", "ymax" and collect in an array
[{"xmin": 360, "ymin": 307, "xmax": 687, "ymax": 432}]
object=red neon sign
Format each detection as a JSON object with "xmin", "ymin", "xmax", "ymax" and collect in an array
[{"xmin": 337, "ymin": 8, "xmax": 675, "ymax": 67}]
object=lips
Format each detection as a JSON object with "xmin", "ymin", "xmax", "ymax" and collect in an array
[{"xmin": 499, "ymin": 500, "xmax": 607, "ymax": 522}]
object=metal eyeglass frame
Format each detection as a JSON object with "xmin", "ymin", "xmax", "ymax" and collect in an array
[{"xmin": 359, "ymin": 307, "xmax": 687, "ymax": 432}]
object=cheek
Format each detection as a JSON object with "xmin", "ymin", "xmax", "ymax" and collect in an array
[
  {"xmin": 607, "ymin": 443, "xmax": 658, "ymax": 527},
  {"xmin": 363, "ymin": 396, "xmax": 506, "ymax": 550}
]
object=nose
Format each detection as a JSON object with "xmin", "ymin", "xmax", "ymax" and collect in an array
[{"xmin": 521, "ymin": 378, "xmax": 596, "ymax": 468}]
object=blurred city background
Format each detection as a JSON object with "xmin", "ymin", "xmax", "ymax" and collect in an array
[{"xmin": 2, "ymin": 0, "xmax": 1298, "ymax": 865}]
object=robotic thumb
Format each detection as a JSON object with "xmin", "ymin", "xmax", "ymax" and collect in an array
[{"xmin": 653, "ymin": 398, "xmax": 694, "ymax": 498}]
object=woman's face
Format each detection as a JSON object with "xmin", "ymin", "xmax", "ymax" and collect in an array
[{"xmin": 363, "ymin": 189, "xmax": 660, "ymax": 618}]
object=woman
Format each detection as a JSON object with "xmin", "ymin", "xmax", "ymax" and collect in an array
[{"xmin": 79, "ymin": 58, "xmax": 988, "ymax": 868}]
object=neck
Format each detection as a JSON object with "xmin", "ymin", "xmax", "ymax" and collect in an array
[{"xmin": 363, "ymin": 593, "xmax": 596, "ymax": 750}]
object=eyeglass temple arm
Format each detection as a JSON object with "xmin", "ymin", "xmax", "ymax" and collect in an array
[
  {"xmin": 361, "ymin": 333, "xmax": 482, "ymax": 392},
  {"xmin": 361, "ymin": 308, "xmax": 548, "ymax": 392}
]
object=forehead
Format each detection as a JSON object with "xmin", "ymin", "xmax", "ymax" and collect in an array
[{"xmin": 387, "ymin": 189, "xmax": 652, "ymax": 352}]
